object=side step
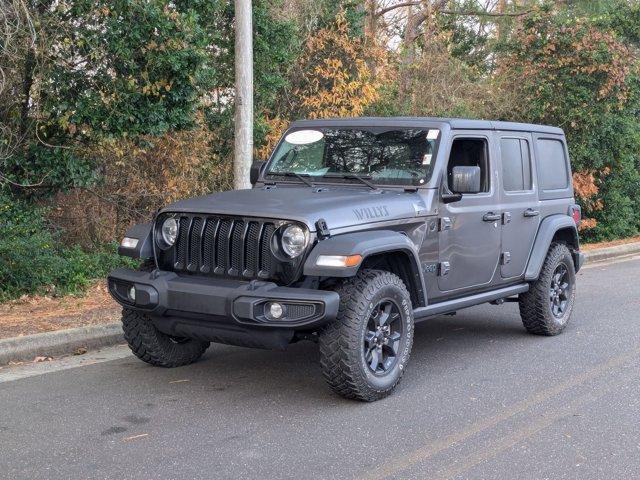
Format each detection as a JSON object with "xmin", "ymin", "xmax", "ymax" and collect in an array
[{"xmin": 413, "ymin": 283, "xmax": 529, "ymax": 321}]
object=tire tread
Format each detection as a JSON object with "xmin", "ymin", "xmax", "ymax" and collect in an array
[
  {"xmin": 319, "ymin": 269, "xmax": 413, "ymax": 402},
  {"xmin": 519, "ymin": 242, "xmax": 575, "ymax": 336},
  {"xmin": 121, "ymin": 309, "xmax": 209, "ymax": 367}
]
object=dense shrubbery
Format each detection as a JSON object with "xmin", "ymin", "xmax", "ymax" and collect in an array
[
  {"xmin": 2, "ymin": 0, "xmax": 640, "ymax": 299},
  {"xmin": 0, "ymin": 195, "xmax": 135, "ymax": 301}
]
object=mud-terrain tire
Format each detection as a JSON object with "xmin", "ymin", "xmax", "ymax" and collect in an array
[
  {"xmin": 319, "ymin": 269, "xmax": 414, "ymax": 402},
  {"xmin": 121, "ymin": 309, "xmax": 210, "ymax": 367},
  {"xmin": 519, "ymin": 242, "xmax": 576, "ymax": 336}
]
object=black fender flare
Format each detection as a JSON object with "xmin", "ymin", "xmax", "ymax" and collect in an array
[
  {"xmin": 525, "ymin": 215, "xmax": 580, "ymax": 281},
  {"xmin": 118, "ymin": 222, "xmax": 153, "ymax": 259},
  {"xmin": 303, "ymin": 230, "xmax": 426, "ymax": 306}
]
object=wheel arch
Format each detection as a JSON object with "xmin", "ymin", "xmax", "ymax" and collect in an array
[
  {"xmin": 118, "ymin": 222, "xmax": 153, "ymax": 259},
  {"xmin": 303, "ymin": 230, "xmax": 427, "ymax": 307},
  {"xmin": 525, "ymin": 215, "xmax": 580, "ymax": 281}
]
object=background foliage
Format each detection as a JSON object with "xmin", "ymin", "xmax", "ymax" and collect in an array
[{"xmin": 1, "ymin": 0, "xmax": 640, "ymax": 298}]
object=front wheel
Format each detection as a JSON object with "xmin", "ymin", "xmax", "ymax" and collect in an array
[
  {"xmin": 121, "ymin": 309, "xmax": 210, "ymax": 367},
  {"xmin": 319, "ymin": 270, "xmax": 414, "ymax": 401},
  {"xmin": 519, "ymin": 243, "xmax": 576, "ymax": 336}
]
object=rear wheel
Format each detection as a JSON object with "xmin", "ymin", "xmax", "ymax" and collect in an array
[
  {"xmin": 519, "ymin": 243, "xmax": 576, "ymax": 336},
  {"xmin": 121, "ymin": 309, "xmax": 210, "ymax": 367},
  {"xmin": 319, "ymin": 270, "xmax": 414, "ymax": 401}
]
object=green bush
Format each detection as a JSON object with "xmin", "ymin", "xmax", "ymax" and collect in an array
[{"xmin": 0, "ymin": 195, "xmax": 135, "ymax": 301}]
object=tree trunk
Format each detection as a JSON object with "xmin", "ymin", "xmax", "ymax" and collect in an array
[
  {"xmin": 20, "ymin": 47, "xmax": 36, "ymax": 138},
  {"xmin": 234, "ymin": 0, "xmax": 253, "ymax": 190}
]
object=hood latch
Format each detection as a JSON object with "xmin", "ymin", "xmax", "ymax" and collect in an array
[{"xmin": 316, "ymin": 218, "xmax": 331, "ymax": 240}]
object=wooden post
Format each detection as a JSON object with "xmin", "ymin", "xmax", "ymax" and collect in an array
[{"xmin": 234, "ymin": 0, "xmax": 253, "ymax": 190}]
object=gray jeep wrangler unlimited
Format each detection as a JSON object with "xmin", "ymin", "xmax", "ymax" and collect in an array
[{"xmin": 108, "ymin": 117, "xmax": 584, "ymax": 401}]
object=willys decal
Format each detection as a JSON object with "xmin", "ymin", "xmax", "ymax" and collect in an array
[{"xmin": 353, "ymin": 206, "xmax": 390, "ymax": 221}]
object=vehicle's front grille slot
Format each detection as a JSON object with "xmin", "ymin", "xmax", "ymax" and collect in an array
[
  {"xmin": 215, "ymin": 219, "xmax": 233, "ymax": 274},
  {"xmin": 245, "ymin": 222, "xmax": 261, "ymax": 277},
  {"xmin": 259, "ymin": 223, "xmax": 275, "ymax": 278},
  {"xmin": 187, "ymin": 217, "xmax": 203, "ymax": 272},
  {"xmin": 175, "ymin": 216, "xmax": 190, "ymax": 270},
  {"xmin": 230, "ymin": 220, "xmax": 245, "ymax": 276},
  {"xmin": 202, "ymin": 218, "xmax": 218, "ymax": 273},
  {"xmin": 168, "ymin": 215, "xmax": 277, "ymax": 280}
]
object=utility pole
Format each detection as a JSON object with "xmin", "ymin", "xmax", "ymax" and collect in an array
[{"xmin": 234, "ymin": 0, "xmax": 253, "ymax": 189}]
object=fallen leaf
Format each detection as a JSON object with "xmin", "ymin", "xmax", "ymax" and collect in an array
[
  {"xmin": 122, "ymin": 433, "xmax": 149, "ymax": 442},
  {"xmin": 74, "ymin": 347, "xmax": 88, "ymax": 355},
  {"xmin": 33, "ymin": 356, "xmax": 52, "ymax": 363},
  {"xmin": 169, "ymin": 379, "xmax": 190, "ymax": 384}
]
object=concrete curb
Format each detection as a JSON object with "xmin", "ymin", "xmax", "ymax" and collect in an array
[
  {"xmin": 583, "ymin": 241, "xmax": 640, "ymax": 263},
  {"xmin": 1, "ymin": 241, "xmax": 639, "ymax": 365},
  {"xmin": 0, "ymin": 323, "xmax": 123, "ymax": 365}
]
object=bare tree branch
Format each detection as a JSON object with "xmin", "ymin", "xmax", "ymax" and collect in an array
[
  {"xmin": 376, "ymin": 1, "xmax": 531, "ymax": 18},
  {"xmin": 440, "ymin": 8, "xmax": 532, "ymax": 17}
]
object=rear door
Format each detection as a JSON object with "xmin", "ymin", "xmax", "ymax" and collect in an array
[{"xmin": 497, "ymin": 133, "xmax": 540, "ymax": 279}]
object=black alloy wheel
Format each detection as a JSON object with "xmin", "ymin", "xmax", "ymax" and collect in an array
[
  {"xmin": 364, "ymin": 300, "xmax": 404, "ymax": 375},
  {"xmin": 549, "ymin": 263, "xmax": 572, "ymax": 318}
]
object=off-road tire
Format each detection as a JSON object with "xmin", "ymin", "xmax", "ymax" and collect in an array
[
  {"xmin": 519, "ymin": 242, "xmax": 576, "ymax": 336},
  {"xmin": 319, "ymin": 269, "xmax": 414, "ymax": 402},
  {"xmin": 121, "ymin": 309, "xmax": 210, "ymax": 367}
]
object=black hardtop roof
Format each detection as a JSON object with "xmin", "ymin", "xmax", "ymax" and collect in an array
[{"xmin": 290, "ymin": 116, "xmax": 564, "ymax": 135}]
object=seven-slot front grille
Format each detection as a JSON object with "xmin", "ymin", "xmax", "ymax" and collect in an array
[{"xmin": 163, "ymin": 215, "xmax": 277, "ymax": 280}]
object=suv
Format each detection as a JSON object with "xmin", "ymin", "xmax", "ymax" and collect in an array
[{"xmin": 108, "ymin": 117, "xmax": 584, "ymax": 401}]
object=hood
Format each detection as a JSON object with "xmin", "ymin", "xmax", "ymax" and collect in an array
[{"xmin": 162, "ymin": 186, "xmax": 431, "ymax": 231}]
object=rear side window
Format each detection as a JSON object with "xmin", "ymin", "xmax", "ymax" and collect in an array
[
  {"xmin": 537, "ymin": 139, "xmax": 569, "ymax": 190},
  {"xmin": 501, "ymin": 138, "xmax": 532, "ymax": 191}
]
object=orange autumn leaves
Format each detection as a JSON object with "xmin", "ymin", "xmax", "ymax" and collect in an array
[{"xmin": 256, "ymin": 10, "xmax": 381, "ymax": 159}]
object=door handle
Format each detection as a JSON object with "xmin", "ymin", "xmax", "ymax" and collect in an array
[
  {"xmin": 482, "ymin": 212, "xmax": 501, "ymax": 222},
  {"xmin": 523, "ymin": 209, "xmax": 540, "ymax": 217}
]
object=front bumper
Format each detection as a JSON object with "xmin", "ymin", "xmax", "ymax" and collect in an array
[{"xmin": 107, "ymin": 268, "xmax": 340, "ymax": 349}]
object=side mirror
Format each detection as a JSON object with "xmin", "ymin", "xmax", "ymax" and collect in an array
[
  {"xmin": 451, "ymin": 166, "xmax": 481, "ymax": 194},
  {"xmin": 250, "ymin": 160, "xmax": 267, "ymax": 185}
]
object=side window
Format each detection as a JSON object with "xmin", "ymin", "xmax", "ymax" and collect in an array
[
  {"xmin": 537, "ymin": 139, "xmax": 569, "ymax": 190},
  {"xmin": 501, "ymin": 138, "xmax": 532, "ymax": 191},
  {"xmin": 447, "ymin": 138, "xmax": 489, "ymax": 193}
]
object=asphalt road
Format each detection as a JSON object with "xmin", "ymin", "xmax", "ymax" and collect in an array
[{"xmin": 1, "ymin": 256, "xmax": 640, "ymax": 480}]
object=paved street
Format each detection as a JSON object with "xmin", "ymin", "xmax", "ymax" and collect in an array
[{"xmin": 1, "ymin": 256, "xmax": 639, "ymax": 480}]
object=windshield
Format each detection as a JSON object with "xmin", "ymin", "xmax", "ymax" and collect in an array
[{"xmin": 265, "ymin": 127, "xmax": 440, "ymax": 186}]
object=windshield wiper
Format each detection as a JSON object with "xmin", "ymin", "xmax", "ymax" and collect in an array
[
  {"xmin": 269, "ymin": 171, "xmax": 315, "ymax": 188},
  {"xmin": 322, "ymin": 173, "xmax": 378, "ymax": 190}
]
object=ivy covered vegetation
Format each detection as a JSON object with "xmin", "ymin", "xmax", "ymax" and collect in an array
[{"xmin": 1, "ymin": 0, "xmax": 639, "ymax": 299}]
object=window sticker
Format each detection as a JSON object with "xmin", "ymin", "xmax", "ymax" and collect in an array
[
  {"xmin": 426, "ymin": 129, "xmax": 439, "ymax": 140},
  {"xmin": 422, "ymin": 154, "xmax": 433, "ymax": 165},
  {"xmin": 285, "ymin": 130, "xmax": 324, "ymax": 145}
]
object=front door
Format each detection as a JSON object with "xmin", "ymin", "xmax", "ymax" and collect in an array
[
  {"xmin": 438, "ymin": 133, "xmax": 501, "ymax": 293},
  {"xmin": 497, "ymin": 133, "xmax": 540, "ymax": 279}
]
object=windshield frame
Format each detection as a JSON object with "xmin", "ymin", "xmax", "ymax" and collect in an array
[{"xmin": 262, "ymin": 125, "xmax": 442, "ymax": 189}]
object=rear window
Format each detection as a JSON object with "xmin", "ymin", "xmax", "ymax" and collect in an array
[
  {"xmin": 501, "ymin": 138, "xmax": 532, "ymax": 191},
  {"xmin": 537, "ymin": 139, "xmax": 569, "ymax": 190}
]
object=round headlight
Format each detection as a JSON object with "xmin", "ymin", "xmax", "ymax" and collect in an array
[
  {"xmin": 161, "ymin": 217, "xmax": 178, "ymax": 247},
  {"xmin": 281, "ymin": 224, "xmax": 308, "ymax": 258}
]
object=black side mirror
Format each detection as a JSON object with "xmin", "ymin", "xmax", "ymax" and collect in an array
[
  {"xmin": 451, "ymin": 166, "xmax": 481, "ymax": 194},
  {"xmin": 250, "ymin": 160, "xmax": 267, "ymax": 185}
]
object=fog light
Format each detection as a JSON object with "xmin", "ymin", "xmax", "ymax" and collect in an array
[
  {"xmin": 267, "ymin": 302, "xmax": 284, "ymax": 319},
  {"xmin": 128, "ymin": 286, "xmax": 136, "ymax": 302}
]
